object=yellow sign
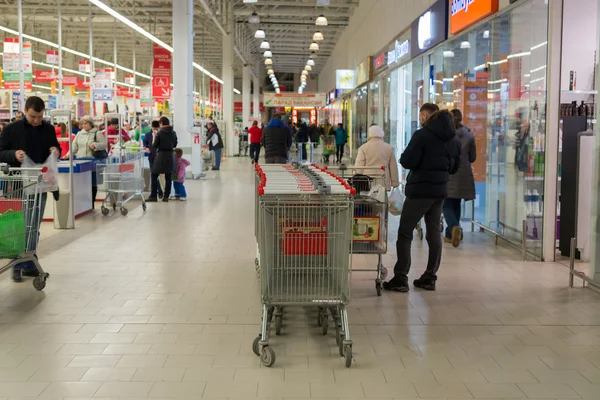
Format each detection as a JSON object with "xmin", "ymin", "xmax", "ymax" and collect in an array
[
  {"xmin": 51, "ymin": 81, "xmax": 56, "ymax": 94},
  {"xmin": 70, "ymin": 86, "xmax": 75, "ymax": 97}
]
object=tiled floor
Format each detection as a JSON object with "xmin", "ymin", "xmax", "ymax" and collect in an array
[{"xmin": 1, "ymin": 157, "xmax": 600, "ymax": 400}]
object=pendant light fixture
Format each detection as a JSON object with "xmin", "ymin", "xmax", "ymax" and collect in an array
[
  {"xmin": 307, "ymin": 59, "xmax": 315, "ymax": 66},
  {"xmin": 301, "ymin": 70, "xmax": 308, "ymax": 76},
  {"xmin": 309, "ymin": 42, "xmax": 320, "ymax": 51},
  {"xmin": 254, "ymin": 29, "xmax": 265, "ymax": 39},
  {"xmin": 249, "ymin": 12, "xmax": 260, "ymax": 24},
  {"xmin": 263, "ymin": 50, "xmax": 272, "ymax": 58},
  {"xmin": 260, "ymin": 41, "xmax": 270, "ymax": 49},
  {"xmin": 312, "ymin": 31, "xmax": 324, "ymax": 41},
  {"xmin": 315, "ymin": 15, "xmax": 328, "ymax": 26},
  {"xmin": 264, "ymin": 58, "xmax": 273, "ymax": 65},
  {"xmin": 305, "ymin": 65, "xmax": 312, "ymax": 71},
  {"xmin": 267, "ymin": 69, "xmax": 274, "ymax": 75}
]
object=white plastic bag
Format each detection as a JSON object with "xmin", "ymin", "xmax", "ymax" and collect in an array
[
  {"xmin": 368, "ymin": 184, "xmax": 386, "ymax": 203},
  {"xmin": 22, "ymin": 154, "xmax": 59, "ymax": 193},
  {"xmin": 388, "ymin": 187, "xmax": 404, "ymax": 216}
]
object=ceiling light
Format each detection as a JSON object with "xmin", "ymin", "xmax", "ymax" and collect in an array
[
  {"xmin": 269, "ymin": 73, "xmax": 274, "ymax": 78},
  {"xmin": 300, "ymin": 77, "xmax": 307, "ymax": 82},
  {"xmin": 249, "ymin": 12, "xmax": 260, "ymax": 24},
  {"xmin": 263, "ymin": 50, "xmax": 272, "ymax": 58},
  {"xmin": 305, "ymin": 65, "xmax": 312, "ymax": 71},
  {"xmin": 309, "ymin": 42, "xmax": 320, "ymax": 51},
  {"xmin": 460, "ymin": 41, "xmax": 471, "ymax": 49},
  {"xmin": 483, "ymin": 30, "xmax": 490, "ymax": 39},
  {"xmin": 274, "ymin": 83, "xmax": 279, "ymax": 88},
  {"xmin": 254, "ymin": 29, "xmax": 265, "ymax": 39},
  {"xmin": 443, "ymin": 51, "xmax": 455, "ymax": 58},
  {"xmin": 260, "ymin": 41, "xmax": 270, "ymax": 49},
  {"xmin": 307, "ymin": 59, "xmax": 315, "ymax": 66},
  {"xmin": 301, "ymin": 70, "xmax": 308, "ymax": 76},
  {"xmin": 313, "ymin": 31, "xmax": 324, "ymax": 41},
  {"xmin": 315, "ymin": 15, "xmax": 328, "ymax": 26},
  {"xmin": 243, "ymin": 0, "xmax": 258, "ymax": 3},
  {"xmin": 267, "ymin": 69, "xmax": 274, "ymax": 75},
  {"xmin": 264, "ymin": 58, "xmax": 273, "ymax": 65}
]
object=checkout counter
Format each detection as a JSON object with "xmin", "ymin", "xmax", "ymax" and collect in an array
[{"xmin": 43, "ymin": 160, "xmax": 94, "ymax": 221}]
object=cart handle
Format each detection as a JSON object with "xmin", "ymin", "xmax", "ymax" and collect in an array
[{"xmin": 0, "ymin": 164, "xmax": 47, "ymax": 174}]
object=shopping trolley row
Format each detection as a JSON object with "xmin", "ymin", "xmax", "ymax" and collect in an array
[{"xmin": 252, "ymin": 163, "xmax": 355, "ymax": 368}]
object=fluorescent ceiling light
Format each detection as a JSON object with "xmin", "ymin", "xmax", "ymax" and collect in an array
[
  {"xmin": 269, "ymin": 74, "xmax": 275, "ymax": 78},
  {"xmin": 254, "ymin": 29, "xmax": 265, "ymax": 39},
  {"xmin": 263, "ymin": 50, "xmax": 272, "ymax": 58},
  {"xmin": 309, "ymin": 42, "xmax": 319, "ymax": 51},
  {"xmin": 313, "ymin": 31, "xmax": 324, "ymax": 41},
  {"xmin": 249, "ymin": 12, "xmax": 260, "ymax": 24},
  {"xmin": 233, "ymin": 88, "xmax": 241, "ymax": 94},
  {"xmin": 243, "ymin": 0, "xmax": 258, "ymax": 3},
  {"xmin": 443, "ymin": 51, "xmax": 455, "ymax": 58},
  {"xmin": 307, "ymin": 59, "xmax": 315, "ymax": 66},
  {"xmin": 315, "ymin": 15, "xmax": 328, "ymax": 26},
  {"xmin": 260, "ymin": 41, "xmax": 270, "ymax": 49},
  {"xmin": 483, "ymin": 30, "xmax": 490, "ymax": 39},
  {"xmin": 267, "ymin": 69, "xmax": 274, "ymax": 75}
]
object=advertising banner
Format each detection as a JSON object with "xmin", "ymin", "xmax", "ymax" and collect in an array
[
  {"xmin": 47, "ymin": 94, "xmax": 57, "ymax": 110},
  {"xmin": 117, "ymin": 86, "xmax": 133, "ymax": 98},
  {"xmin": 3, "ymin": 39, "xmax": 32, "ymax": 90},
  {"xmin": 46, "ymin": 50, "xmax": 58, "ymax": 65},
  {"xmin": 411, "ymin": 0, "xmax": 449, "ymax": 58},
  {"xmin": 263, "ymin": 93, "xmax": 327, "ymax": 108},
  {"xmin": 152, "ymin": 44, "xmax": 171, "ymax": 100},
  {"xmin": 92, "ymin": 69, "xmax": 112, "ymax": 101},
  {"xmin": 450, "ymin": 0, "xmax": 499, "ymax": 35},
  {"xmin": 140, "ymin": 83, "xmax": 153, "ymax": 107},
  {"xmin": 34, "ymin": 70, "xmax": 57, "ymax": 83},
  {"xmin": 76, "ymin": 78, "xmax": 89, "ymax": 90},
  {"xmin": 463, "ymin": 80, "xmax": 488, "ymax": 183},
  {"xmin": 209, "ymin": 79, "xmax": 222, "ymax": 110},
  {"xmin": 336, "ymin": 70, "xmax": 356, "ymax": 90}
]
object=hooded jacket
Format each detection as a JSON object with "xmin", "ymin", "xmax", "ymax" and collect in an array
[
  {"xmin": 400, "ymin": 110, "xmax": 461, "ymax": 199},
  {"xmin": 261, "ymin": 118, "xmax": 292, "ymax": 159},
  {"xmin": 446, "ymin": 125, "xmax": 476, "ymax": 200}
]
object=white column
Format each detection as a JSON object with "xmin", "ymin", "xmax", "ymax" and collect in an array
[
  {"xmin": 242, "ymin": 65, "xmax": 251, "ymax": 126},
  {"xmin": 172, "ymin": 0, "xmax": 194, "ymax": 148},
  {"xmin": 253, "ymin": 72, "xmax": 260, "ymax": 120},
  {"xmin": 222, "ymin": 33, "xmax": 235, "ymax": 156}
]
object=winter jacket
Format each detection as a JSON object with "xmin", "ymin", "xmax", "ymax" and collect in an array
[
  {"xmin": 248, "ymin": 125, "xmax": 263, "ymax": 144},
  {"xmin": 400, "ymin": 110, "xmax": 461, "ymax": 199},
  {"xmin": 67, "ymin": 127, "xmax": 107, "ymax": 159},
  {"xmin": 174, "ymin": 157, "xmax": 191, "ymax": 183},
  {"xmin": 446, "ymin": 125, "xmax": 476, "ymax": 200},
  {"xmin": 261, "ymin": 118, "xmax": 292, "ymax": 159},
  {"xmin": 355, "ymin": 126, "xmax": 400, "ymax": 190},
  {"xmin": 309, "ymin": 124, "xmax": 321, "ymax": 143},
  {"xmin": 296, "ymin": 124, "xmax": 309, "ymax": 143},
  {"xmin": 334, "ymin": 128, "xmax": 347, "ymax": 146},
  {"xmin": 0, "ymin": 119, "xmax": 61, "ymax": 166},
  {"xmin": 56, "ymin": 129, "xmax": 75, "ymax": 157},
  {"xmin": 104, "ymin": 125, "xmax": 131, "ymax": 151},
  {"xmin": 152, "ymin": 126, "xmax": 178, "ymax": 175},
  {"xmin": 143, "ymin": 131, "xmax": 157, "ymax": 164},
  {"xmin": 207, "ymin": 127, "xmax": 224, "ymax": 150}
]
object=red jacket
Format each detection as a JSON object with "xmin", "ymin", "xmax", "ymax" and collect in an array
[{"xmin": 248, "ymin": 126, "xmax": 263, "ymax": 144}]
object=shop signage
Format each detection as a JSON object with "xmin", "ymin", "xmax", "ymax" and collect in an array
[
  {"xmin": 411, "ymin": 0, "xmax": 449, "ymax": 58},
  {"xmin": 46, "ymin": 50, "xmax": 58, "ymax": 65},
  {"xmin": 209, "ymin": 79, "xmax": 222, "ymax": 110},
  {"xmin": 355, "ymin": 57, "xmax": 372, "ymax": 87},
  {"xmin": 76, "ymin": 78, "xmax": 89, "ymax": 90},
  {"xmin": 373, "ymin": 53, "xmax": 386, "ymax": 69},
  {"xmin": 233, "ymin": 102, "xmax": 265, "ymax": 113},
  {"xmin": 79, "ymin": 60, "xmax": 90, "ymax": 73},
  {"xmin": 92, "ymin": 69, "xmax": 112, "ymax": 101},
  {"xmin": 34, "ymin": 70, "xmax": 56, "ymax": 83},
  {"xmin": 63, "ymin": 76, "xmax": 77, "ymax": 86},
  {"xmin": 450, "ymin": 0, "xmax": 499, "ymax": 35},
  {"xmin": 152, "ymin": 43, "xmax": 171, "ymax": 101},
  {"xmin": 140, "ymin": 83, "xmax": 153, "ymax": 107},
  {"xmin": 387, "ymin": 39, "xmax": 410, "ymax": 65},
  {"xmin": 124, "ymin": 75, "xmax": 135, "ymax": 85},
  {"xmin": 3, "ymin": 39, "xmax": 32, "ymax": 90},
  {"xmin": 47, "ymin": 94, "xmax": 57, "ymax": 110},
  {"xmin": 263, "ymin": 93, "xmax": 326, "ymax": 108},
  {"xmin": 335, "ymin": 69, "xmax": 356, "ymax": 90}
]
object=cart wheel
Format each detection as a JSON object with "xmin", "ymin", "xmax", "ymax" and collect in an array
[
  {"xmin": 338, "ymin": 337, "xmax": 345, "ymax": 357},
  {"xmin": 101, "ymin": 206, "xmax": 109, "ymax": 216},
  {"xmin": 142, "ymin": 203, "xmax": 147, "ymax": 212},
  {"xmin": 321, "ymin": 314, "xmax": 328, "ymax": 336},
  {"xmin": 376, "ymin": 282, "xmax": 382, "ymax": 297},
  {"xmin": 418, "ymin": 229, "xmax": 424, "ymax": 240},
  {"xmin": 252, "ymin": 335, "xmax": 261, "ymax": 356},
  {"xmin": 380, "ymin": 266, "xmax": 388, "ymax": 280},
  {"xmin": 275, "ymin": 315, "xmax": 282, "ymax": 335},
  {"xmin": 120, "ymin": 207, "xmax": 128, "ymax": 216},
  {"xmin": 344, "ymin": 344, "xmax": 353, "ymax": 367},
  {"xmin": 32, "ymin": 276, "xmax": 46, "ymax": 291},
  {"xmin": 260, "ymin": 346, "xmax": 276, "ymax": 367}
]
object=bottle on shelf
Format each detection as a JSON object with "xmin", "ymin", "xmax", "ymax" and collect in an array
[
  {"xmin": 571, "ymin": 101, "xmax": 579, "ymax": 116},
  {"xmin": 578, "ymin": 101, "xmax": 588, "ymax": 118}
]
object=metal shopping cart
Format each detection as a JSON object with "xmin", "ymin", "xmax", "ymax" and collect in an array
[
  {"xmin": 97, "ymin": 149, "xmax": 147, "ymax": 216},
  {"xmin": 0, "ymin": 164, "xmax": 50, "ymax": 290},
  {"xmin": 321, "ymin": 135, "xmax": 335, "ymax": 163},
  {"xmin": 327, "ymin": 165, "xmax": 390, "ymax": 296},
  {"xmin": 252, "ymin": 164, "xmax": 355, "ymax": 368}
]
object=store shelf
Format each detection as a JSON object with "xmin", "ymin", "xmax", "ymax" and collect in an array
[{"xmin": 561, "ymin": 90, "xmax": 597, "ymax": 95}]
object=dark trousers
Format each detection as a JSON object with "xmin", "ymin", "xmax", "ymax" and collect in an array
[
  {"xmin": 393, "ymin": 197, "xmax": 444, "ymax": 282},
  {"xmin": 151, "ymin": 173, "xmax": 171, "ymax": 199},
  {"xmin": 336, "ymin": 144, "xmax": 344, "ymax": 162},
  {"xmin": 299, "ymin": 143, "xmax": 307, "ymax": 161},
  {"xmin": 148, "ymin": 161, "xmax": 163, "ymax": 196},
  {"xmin": 265, "ymin": 156, "xmax": 287, "ymax": 164},
  {"xmin": 443, "ymin": 198, "xmax": 462, "ymax": 239},
  {"xmin": 249, "ymin": 143, "xmax": 261, "ymax": 163}
]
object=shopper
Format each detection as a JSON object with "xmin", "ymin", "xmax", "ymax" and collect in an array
[
  {"xmin": 383, "ymin": 104, "xmax": 461, "ymax": 293},
  {"xmin": 64, "ymin": 115, "xmax": 107, "ymax": 208},
  {"xmin": 14, "ymin": 111, "xmax": 24, "ymax": 121},
  {"xmin": 55, "ymin": 122, "xmax": 74, "ymax": 157},
  {"xmin": 321, "ymin": 119, "xmax": 335, "ymax": 163},
  {"xmin": 172, "ymin": 148, "xmax": 190, "ymax": 201},
  {"xmin": 104, "ymin": 118, "xmax": 131, "ymax": 151},
  {"xmin": 355, "ymin": 125, "xmax": 399, "ymax": 190},
  {"xmin": 309, "ymin": 122, "xmax": 320, "ymax": 148},
  {"xmin": 334, "ymin": 123, "xmax": 348, "ymax": 164},
  {"xmin": 444, "ymin": 109, "xmax": 476, "ymax": 247},
  {"xmin": 248, "ymin": 120, "xmax": 262, "ymax": 164},
  {"xmin": 147, "ymin": 117, "xmax": 177, "ymax": 203},
  {"xmin": 295, "ymin": 121, "xmax": 309, "ymax": 161},
  {"xmin": 71, "ymin": 120, "xmax": 80, "ymax": 135},
  {"xmin": 0, "ymin": 96, "xmax": 60, "ymax": 282},
  {"xmin": 262, "ymin": 114, "xmax": 292, "ymax": 164},
  {"xmin": 144, "ymin": 121, "xmax": 163, "ymax": 199},
  {"xmin": 207, "ymin": 122, "xmax": 223, "ymax": 171}
]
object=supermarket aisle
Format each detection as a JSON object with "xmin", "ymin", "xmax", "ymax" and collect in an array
[{"xmin": 0, "ymin": 158, "xmax": 599, "ymax": 399}]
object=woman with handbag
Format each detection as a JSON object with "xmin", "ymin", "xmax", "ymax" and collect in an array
[{"xmin": 64, "ymin": 115, "xmax": 108, "ymax": 208}]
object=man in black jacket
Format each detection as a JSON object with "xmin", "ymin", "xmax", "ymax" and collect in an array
[
  {"xmin": 147, "ymin": 117, "xmax": 177, "ymax": 202},
  {"xmin": 383, "ymin": 104, "xmax": 461, "ymax": 293},
  {"xmin": 261, "ymin": 114, "xmax": 292, "ymax": 164},
  {"xmin": 0, "ymin": 96, "xmax": 60, "ymax": 282}
]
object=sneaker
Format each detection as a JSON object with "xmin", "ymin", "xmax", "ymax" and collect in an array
[
  {"xmin": 12, "ymin": 269, "xmax": 22, "ymax": 282},
  {"xmin": 382, "ymin": 277, "xmax": 409, "ymax": 292},
  {"xmin": 413, "ymin": 277, "xmax": 436, "ymax": 291},
  {"xmin": 444, "ymin": 237, "xmax": 452, "ymax": 244},
  {"xmin": 451, "ymin": 226, "xmax": 461, "ymax": 248},
  {"xmin": 146, "ymin": 197, "xmax": 158, "ymax": 203},
  {"xmin": 162, "ymin": 198, "xmax": 169, "ymax": 203},
  {"xmin": 179, "ymin": 198, "xmax": 187, "ymax": 202}
]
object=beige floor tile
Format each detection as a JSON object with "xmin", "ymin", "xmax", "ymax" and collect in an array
[
  {"xmin": 67, "ymin": 355, "xmax": 121, "ymax": 368},
  {"xmin": 234, "ymin": 367, "xmax": 284, "ymax": 383},
  {"xmin": 0, "ymin": 382, "xmax": 49, "ymax": 397},
  {"xmin": 116, "ymin": 355, "xmax": 168, "ymax": 368},
  {"xmin": 148, "ymin": 382, "xmax": 205, "ymax": 397},
  {"xmin": 431, "ymin": 367, "xmax": 487, "ymax": 384},
  {"xmin": 310, "ymin": 382, "xmax": 365, "ymax": 398},
  {"xmin": 362, "ymin": 381, "xmax": 417, "ymax": 398},
  {"xmin": 481, "ymin": 368, "xmax": 539, "ymax": 383},
  {"xmin": 413, "ymin": 382, "xmax": 472, "ymax": 398},
  {"xmin": 101, "ymin": 344, "xmax": 152, "ymax": 355},
  {"xmin": 466, "ymin": 382, "xmax": 526, "ymax": 398},
  {"xmin": 182, "ymin": 367, "xmax": 235, "ymax": 382},
  {"xmin": 40, "ymin": 382, "xmax": 101, "ymax": 398},
  {"xmin": 80, "ymin": 367, "xmax": 136, "ymax": 382},
  {"xmin": 58, "ymin": 344, "xmax": 109, "ymax": 355},
  {"xmin": 131, "ymin": 367, "xmax": 185, "ymax": 382},
  {"xmin": 0, "ymin": 367, "xmax": 37, "ymax": 381},
  {"xmin": 29, "ymin": 367, "xmax": 88, "ymax": 382},
  {"xmin": 529, "ymin": 367, "xmax": 590, "ymax": 384},
  {"xmin": 94, "ymin": 382, "xmax": 154, "ymax": 398},
  {"xmin": 282, "ymin": 369, "xmax": 334, "ymax": 383},
  {"xmin": 518, "ymin": 383, "xmax": 582, "ymax": 398},
  {"xmin": 90, "ymin": 333, "xmax": 138, "ymax": 344},
  {"xmin": 204, "ymin": 381, "xmax": 258, "ymax": 398}
]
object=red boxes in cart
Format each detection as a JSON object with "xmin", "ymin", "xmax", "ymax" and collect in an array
[{"xmin": 280, "ymin": 217, "xmax": 328, "ymax": 255}]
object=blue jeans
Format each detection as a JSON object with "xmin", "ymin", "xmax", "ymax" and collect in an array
[
  {"xmin": 213, "ymin": 148, "xmax": 222, "ymax": 169},
  {"xmin": 443, "ymin": 198, "xmax": 461, "ymax": 239},
  {"xmin": 173, "ymin": 181, "xmax": 187, "ymax": 198},
  {"xmin": 14, "ymin": 193, "xmax": 47, "ymax": 271}
]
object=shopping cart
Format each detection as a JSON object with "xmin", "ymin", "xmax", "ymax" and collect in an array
[
  {"xmin": 327, "ymin": 165, "xmax": 390, "ymax": 296},
  {"xmin": 97, "ymin": 149, "xmax": 147, "ymax": 216},
  {"xmin": 0, "ymin": 164, "xmax": 50, "ymax": 290},
  {"xmin": 252, "ymin": 164, "xmax": 355, "ymax": 368},
  {"xmin": 321, "ymin": 135, "xmax": 335, "ymax": 163}
]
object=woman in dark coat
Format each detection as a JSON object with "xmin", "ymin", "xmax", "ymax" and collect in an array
[
  {"xmin": 443, "ymin": 109, "xmax": 476, "ymax": 247},
  {"xmin": 148, "ymin": 116, "xmax": 177, "ymax": 202},
  {"xmin": 207, "ymin": 122, "xmax": 223, "ymax": 170}
]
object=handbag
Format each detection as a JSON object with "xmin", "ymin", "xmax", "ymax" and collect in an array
[{"xmin": 93, "ymin": 149, "xmax": 108, "ymax": 159}]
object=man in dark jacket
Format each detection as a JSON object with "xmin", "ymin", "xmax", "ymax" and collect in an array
[
  {"xmin": 384, "ymin": 104, "xmax": 461, "ymax": 293},
  {"xmin": 0, "ymin": 96, "xmax": 60, "ymax": 282},
  {"xmin": 295, "ymin": 122, "xmax": 309, "ymax": 161},
  {"xmin": 261, "ymin": 114, "xmax": 292, "ymax": 164},
  {"xmin": 144, "ymin": 120, "xmax": 163, "ymax": 198},
  {"xmin": 147, "ymin": 117, "xmax": 177, "ymax": 203},
  {"xmin": 207, "ymin": 122, "xmax": 224, "ymax": 170}
]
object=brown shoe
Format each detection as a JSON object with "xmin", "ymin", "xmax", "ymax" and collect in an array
[{"xmin": 451, "ymin": 226, "xmax": 461, "ymax": 248}]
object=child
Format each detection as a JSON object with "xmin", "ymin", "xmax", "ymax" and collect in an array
[{"xmin": 173, "ymin": 148, "xmax": 190, "ymax": 201}]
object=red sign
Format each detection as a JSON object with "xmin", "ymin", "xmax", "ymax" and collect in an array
[
  {"xmin": 233, "ymin": 102, "xmax": 265, "ymax": 113},
  {"xmin": 152, "ymin": 44, "xmax": 171, "ymax": 100},
  {"xmin": 117, "ymin": 86, "xmax": 133, "ymax": 98},
  {"xmin": 76, "ymin": 78, "xmax": 89, "ymax": 90},
  {"xmin": 62, "ymin": 75, "xmax": 77, "ymax": 86},
  {"xmin": 209, "ymin": 79, "xmax": 221, "ymax": 110},
  {"xmin": 34, "ymin": 70, "xmax": 57, "ymax": 83},
  {"xmin": 46, "ymin": 50, "xmax": 58, "ymax": 65},
  {"xmin": 374, "ymin": 53, "xmax": 386, "ymax": 69},
  {"xmin": 450, "ymin": 0, "xmax": 499, "ymax": 35}
]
